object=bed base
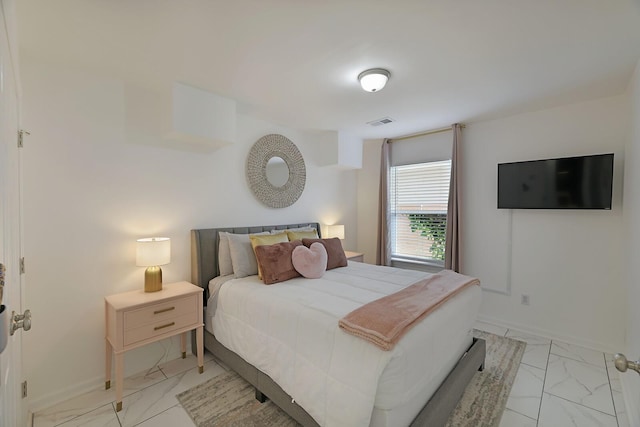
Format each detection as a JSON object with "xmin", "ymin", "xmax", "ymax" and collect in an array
[{"xmin": 195, "ymin": 329, "xmax": 485, "ymax": 427}]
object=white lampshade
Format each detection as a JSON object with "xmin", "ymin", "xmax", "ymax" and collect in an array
[
  {"xmin": 358, "ymin": 68, "xmax": 390, "ymax": 92},
  {"xmin": 326, "ymin": 225, "xmax": 345, "ymax": 240},
  {"xmin": 136, "ymin": 237, "xmax": 171, "ymax": 267}
]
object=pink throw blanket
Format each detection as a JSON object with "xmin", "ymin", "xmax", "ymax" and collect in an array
[{"xmin": 338, "ymin": 270, "xmax": 480, "ymax": 350}]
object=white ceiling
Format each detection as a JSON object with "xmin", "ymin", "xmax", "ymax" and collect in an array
[{"xmin": 15, "ymin": 0, "xmax": 640, "ymax": 140}]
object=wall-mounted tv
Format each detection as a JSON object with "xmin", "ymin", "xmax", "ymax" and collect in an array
[{"xmin": 497, "ymin": 153, "xmax": 614, "ymax": 210}]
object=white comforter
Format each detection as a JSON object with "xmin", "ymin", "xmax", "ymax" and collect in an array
[{"xmin": 210, "ymin": 262, "xmax": 480, "ymax": 427}]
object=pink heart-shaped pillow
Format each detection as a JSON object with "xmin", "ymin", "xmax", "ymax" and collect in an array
[{"xmin": 292, "ymin": 242, "xmax": 328, "ymax": 279}]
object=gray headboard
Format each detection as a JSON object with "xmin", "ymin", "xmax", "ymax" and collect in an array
[{"xmin": 191, "ymin": 222, "xmax": 321, "ymax": 302}]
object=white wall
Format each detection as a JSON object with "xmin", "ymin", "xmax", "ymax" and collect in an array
[
  {"xmin": 465, "ymin": 95, "xmax": 627, "ymax": 352},
  {"xmin": 359, "ymin": 94, "xmax": 628, "ymax": 353},
  {"xmin": 20, "ymin": 56, "xmax": 358, "ymax": 409},
  {"xmin": 621, "ymin": 59, "xmax": 640, "ymax": 426}
]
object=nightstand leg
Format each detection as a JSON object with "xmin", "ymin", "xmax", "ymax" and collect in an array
[
  {"xmin": 115, "ymin": 352, "xmax": 124, "ymax": 411},
  {"xmin": 181, "ymin": 332, "xmax": 187, "ymax": 359},
  {"xmin": 196, "ymin": 325, "xmax": 204, "ymax": 373},
  {"xmin": 105, "ymin": 339, "xmax": 112, "ymax": 390}
]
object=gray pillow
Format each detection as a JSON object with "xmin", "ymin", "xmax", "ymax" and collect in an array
[
  {"xmin": 227, "ymin": 232, "xmax": 269, "ymax": 278},
  {"xmin": 218, "ymin": 232, "xmax": 233, "ymax": 276}
]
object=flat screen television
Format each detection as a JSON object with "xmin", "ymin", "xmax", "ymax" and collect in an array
[{"xmin": 497, "ymin": 153, "xmax": 614, "ymax": 209}]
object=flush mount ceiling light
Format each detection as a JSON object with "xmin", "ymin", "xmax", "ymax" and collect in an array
[{"xmin": 358, "ymin": 68, "xmax": 390, "ymax": 92}]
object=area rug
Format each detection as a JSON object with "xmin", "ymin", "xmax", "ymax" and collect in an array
[
  {"xmin": 176, "ymin": 330, "xmax": 525, "ymax": 426},
  {"xmin": 444, "ymin": 330, "xmax": 525, "ymax": 427}
]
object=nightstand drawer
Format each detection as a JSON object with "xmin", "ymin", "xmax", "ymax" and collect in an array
[
  {"xmin": 123, "ymin": 294, "xmax": 198, "ymax": 329},
  {"xmin": 124, "ymin": 312, "xmax": 198, "ymax": 346}
]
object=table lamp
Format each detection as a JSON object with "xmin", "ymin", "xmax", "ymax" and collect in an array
[
  {"xmin": 326, "ymin": 225, "xmax": 345, "ymax": 240},
  {"xmin": 136, "ymin": 237, "xmax": 171, "ymax": 292}
]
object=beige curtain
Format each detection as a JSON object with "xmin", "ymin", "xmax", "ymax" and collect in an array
[
  {"xmin": 445, "ymin": 124, "xmax": 462, "ymax": 272},
  {"xmin": 376, "ymin": 139, "xmax": 391, "ymax": 266}
]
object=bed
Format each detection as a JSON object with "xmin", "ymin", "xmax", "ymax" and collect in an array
[{"xmin": 191, "ymin": 222, "xmax": 485, "ymax": 427}]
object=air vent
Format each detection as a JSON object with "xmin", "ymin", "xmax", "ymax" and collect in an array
[{"xmin": 367, "ymin": 117, "xmax": 394, "ymax": 127}]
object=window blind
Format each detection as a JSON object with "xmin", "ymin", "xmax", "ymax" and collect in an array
[{"xmin": 390, "ymin": 160, "xmax": 451, "ymax": 262}]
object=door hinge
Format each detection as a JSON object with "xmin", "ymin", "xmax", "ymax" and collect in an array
[
  {"xmin": 21, "ymin": 381, "xmax": 27, "ymax": 398},
  {"xmin": 18, "ymin": 129, "xmax": 30, "ymax": 148},
  {"xmin": 19, "ymin": 257, "xmax": 25, "ymax": 274}
]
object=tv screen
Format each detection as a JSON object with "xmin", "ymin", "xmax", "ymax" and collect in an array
[{"xmin": 497, "ymin": 153, "xmax": 614, "ymax": 209}]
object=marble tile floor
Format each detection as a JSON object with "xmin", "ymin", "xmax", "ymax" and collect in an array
[
  {"xmin": 481, "ymin": 322, "xmax": 631, "ymax": 427},
  {"xmin": 32, "ymin": 324, "xmax": 631, "ymax": 427}
]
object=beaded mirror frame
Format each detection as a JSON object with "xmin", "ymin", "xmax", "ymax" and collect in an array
[{"xmin": 246, "ymin": 134, "xmax": 306, "ymax": 208}]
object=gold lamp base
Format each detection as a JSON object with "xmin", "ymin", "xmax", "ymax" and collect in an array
[{"xmin": 144, "ymin": 266, "xmax": 163, "ymax": 292}]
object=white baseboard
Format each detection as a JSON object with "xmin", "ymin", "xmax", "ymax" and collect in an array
[
  {"xmin": 29, "ymin": 338, "xmax": 189, "ymax": 413},
  {"xmin": 28, "ymin": 374, "xmax": 105, "ymax": 414},
  {"xmin": 476, "ymin": 314, "xmax": 619, "ymax": 354}
]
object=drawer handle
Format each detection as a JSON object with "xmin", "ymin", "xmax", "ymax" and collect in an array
[
  {"xmin": 154, "ymin": 307, "xmax": 175, "ymax": 315},
  {"xmin": 154, "ymin": 322, "xmax": 175, "ymax": 331}
]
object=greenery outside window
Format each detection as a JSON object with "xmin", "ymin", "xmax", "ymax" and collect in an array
[{"xmin": 389, "ymin": 160, "xmax": 451, "ymax": 265}]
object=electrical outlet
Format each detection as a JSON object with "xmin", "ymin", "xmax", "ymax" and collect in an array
[{"xmin": 521, "ymin": 294, "xmax": 530, "ymax": 305}]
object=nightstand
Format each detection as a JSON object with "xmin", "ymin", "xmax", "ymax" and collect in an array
[
  {"xmin": 105, "ymin": 281, "xmax": 204, "ymax": 411},
  {"xmin": 345, "ymin": 251, "xmax": 364, "ymax": 262}
]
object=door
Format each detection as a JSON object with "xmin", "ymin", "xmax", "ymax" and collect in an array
[{"xmin": 0, "ymin": 0, "xmax": 26, "ymax": 425}]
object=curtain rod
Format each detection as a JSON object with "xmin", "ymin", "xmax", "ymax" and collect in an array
[{"xmin": 390, "ymin": 123, "xmax": 466, "ymax": 142}]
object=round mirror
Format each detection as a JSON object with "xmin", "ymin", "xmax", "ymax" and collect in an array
[
  {"xmin": 266, "ymin": 156, "xmax": 290, "ymax": 188},
  {"xmin": 246, "ymin": 134, "xmax": 306, "ymax": 208}
]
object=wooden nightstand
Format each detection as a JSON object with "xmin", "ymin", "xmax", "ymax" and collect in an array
[
  {"xmin": 345, "ymin": 251, "xmax": 364, "ymax": 262},
  {"xmin": 105, "ymin": 281, "xmax": 204, "ymax": 411}
]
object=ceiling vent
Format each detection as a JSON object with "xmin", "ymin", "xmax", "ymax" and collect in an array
[{"xmin": 367, "ymin": 117, "xmax": 394, "ymax": 127}]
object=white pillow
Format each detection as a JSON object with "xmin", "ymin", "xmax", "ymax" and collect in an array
[
  {"xmin": 227, "ymin": 232, "xmax": 269, "ymax": 278},
  {"xmin": 218, "ymin": 232, "xmax": 233, "ymax": 276}
]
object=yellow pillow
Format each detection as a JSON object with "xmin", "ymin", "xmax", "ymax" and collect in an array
[
  {"xmin": 250, "ymin": 232, "xmax": 289, "ymax": 278},
  {"xmin": 286, "ymin": 230, "xmax": 319, "ymax": 241}
]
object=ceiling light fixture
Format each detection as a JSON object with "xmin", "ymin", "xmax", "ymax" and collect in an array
[{"xmin": 358, "ymin": 68, "xmax": 390, "ymax": 92}]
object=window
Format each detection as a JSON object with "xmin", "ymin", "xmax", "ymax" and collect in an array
[{"xmin": 389, "ymin": 160, "xmax": 451, "ymax": 265}]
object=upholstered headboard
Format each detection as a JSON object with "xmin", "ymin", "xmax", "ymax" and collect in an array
[{"xmin": 190, "ymin": 222, "xmax": 321, "ymax": 302}]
